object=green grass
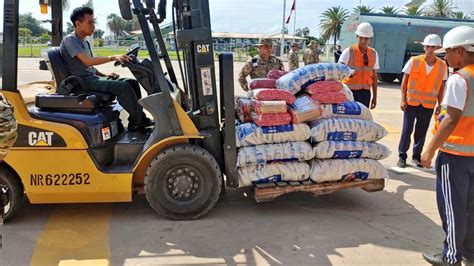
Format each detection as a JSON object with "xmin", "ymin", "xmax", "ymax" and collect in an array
[{"xmin": 18, "ymin": 45, "xmax": 183, "ymax": 60}]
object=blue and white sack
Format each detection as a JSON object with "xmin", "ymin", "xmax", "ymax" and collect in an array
[
  {"xmin": 309, "ymin": 118, "xmax": 387, "ymax": 142},
  {"xmin": 236, "ymin": 122, "xmax": 311, "ymax": 147},
  {"xmin": 320, "ymin": 101, "xmax": 373, "ymax": 120},
  {"xmin": 237, "ymin": 161, "xmax": 310, "ymax": 187},
  {"xmin": 313, "ymin": 141, "xmax": 391, "ymax": 160},
  {"xmin": 276, "ymin": 63, "xmax": 353, "ymax": 95},
  {"xmin": 309, "ymin": 158, "xmax": 388, "ymax": 183},
  {"xmin": 237, "ymin": 142, "xmax": 315, "ymax": 167}
]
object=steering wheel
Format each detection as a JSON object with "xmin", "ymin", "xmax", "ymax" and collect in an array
[{"xmin": 114, "ymin": 46, "xmax": 141, "ymax": 67}]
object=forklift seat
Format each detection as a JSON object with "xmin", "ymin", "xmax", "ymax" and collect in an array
[{"xmin": 35, "ymin": 47, "xmax": 115, "ymax": 112}]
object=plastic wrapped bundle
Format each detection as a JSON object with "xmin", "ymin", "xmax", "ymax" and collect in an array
[
  {"xmin": 251, "ymin": 112, "xmax": 292, "ymax": 127},
  {"xmin": 236, "ymin": 97, "xmax": 252, "ymax": 123},
  {"xmin": 236, "ymin": 142, "xmax": 315, "ymax": 167},
  {"xmin": 288, "ymin": 95, "xmax": 322, "ymax": 124},
  {"xmin": 305, "ymin": 80, "xmax": 343, "ymax": 94},
  {"xmin": 309, "ymin": 159, "xmax": 389, "ymax": 183},
  {"xmin": 0, "ymin": 96, "xmax": 17, "ymax": 159},
  {"xmin": 320, "ymin": 102, "xmax": 373, "ymax": 120},
  {"xmin": 251, "ymin": 99, "xmax": 287, "ymax": 114},
  {"xmin": 249, "ymin": 78, "xmax": 276, "ymax": 90},
  {"xmin": 342, "ymin": 84, "xmax": 354, "ymax": 101},
  {"xmin": 238, "ymin": 161, "xmax": 310, "ymax": 187},
  {"xmin": 248, "ymin": 89, "xmax": 296, "ymax": 104},
  {"xmin": 276, "ymin": 63, "xmax": 352, "ymax": 95},
  {"xmin": 313, "ymin": 141, "xmax": 391, "ymax": 160},
  {"xmin": 311, "ymin": 91, "xmax": 347, "ymax": 104},
  {"xmin": 309, "ymin": 118, "xmax": 388, "ymax": 142},
  {"xmin": 267, "ymin": 69, "xmax": 289, "ymax": 80},
  {"xmin": 236, "ymin": 122, "xmax": 311, "ymax": 147}
]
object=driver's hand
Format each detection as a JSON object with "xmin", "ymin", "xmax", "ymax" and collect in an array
[
  {"xmin": 107, "ymin": 73, "xmax": 120, "ymax": 80},
  {"xmin": 111, "ymin": 55, "xmax": 131, "ymax": 63}
]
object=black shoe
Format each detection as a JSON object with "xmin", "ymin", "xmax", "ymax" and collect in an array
[
  {"xmin": 423, "ymin": 252, "xmax": 461, "ymax": 265},
  {"xmin": 412, "ymin": 158, "xmax": 423, "ymax": 167},
  {"xmin": 397, "ymin": 158, "xmax": 407, "ymax": 168},
  {"xmin": 128, "ymin": 117, "xmax": 153, "ymax": 132}
]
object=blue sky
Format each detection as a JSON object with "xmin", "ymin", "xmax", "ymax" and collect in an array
[{"xmin": 1, "ymin": 0, "xmax": 473, "ymax": 37}]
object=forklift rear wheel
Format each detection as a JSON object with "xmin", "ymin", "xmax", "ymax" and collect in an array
[
  {"xmin": 145, "ymin": 144, "xmax": 222, "ymax": 220},
  {"xmin": 0, "ymin": 167, "xmax": 23, "ymax": 223}
]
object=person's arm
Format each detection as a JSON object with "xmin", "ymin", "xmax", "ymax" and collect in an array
[
  {"xmin": 400, "ymin": 73, "xmax": 409, "ymax": 111},
  {"xmin": 370, "ymin": 69, "xmax": 378, "ymax": 109},
  {"xmin": 421, "ymin": 106, "xmax": 463, "ymax": 167},
  {"xmin": 238, "ymin": 62, "xmax": 253, "ymax": 91},
  {"xmin": 436, "ymin": 82, "xmax": 446, "ymax": 115},
  {"xmin": 75, "ymin": 53, "xmax": 129, "ymax": 67}
]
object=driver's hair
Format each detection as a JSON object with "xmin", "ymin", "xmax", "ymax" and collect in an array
[{"xmin": 70, "ymin": 7, "xmax": 94, "ymax": 27}]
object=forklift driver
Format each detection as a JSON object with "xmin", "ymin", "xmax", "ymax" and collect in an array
[{"xmin": 60, "ymin": 7, "xmax": 152, "ymax": 131}]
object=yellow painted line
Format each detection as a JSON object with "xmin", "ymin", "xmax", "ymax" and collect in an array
[{"xmin": 31, "ymin": 205, "xmax": 111, "ymax": 266}]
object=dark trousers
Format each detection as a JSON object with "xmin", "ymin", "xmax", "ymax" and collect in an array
[
  {"xmin": 436, "ymin": 151, "xmax": 474, "ymax": 263},
  {"xmin": 84, "ymin": 77, "xmax": 144, "ymax": 124},
  {"xmin": 398, "ymin": 105, "xmax": 434, "ymax": 160},
  {"xmin": 351, "ymin": 89, "xmax": 371, "ymax": 108}
]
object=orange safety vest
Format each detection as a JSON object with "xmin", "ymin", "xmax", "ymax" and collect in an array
[
  {"xmin": 438, "ymin": 65, "xmax": 474, "ymax": 157},
  {"xmin": 406, "ymin": 55, "xmax": 447, "ymax": 109},
  {"xmin": 342, "ymin": 45, "xmax": 376, "ymax": 91}
]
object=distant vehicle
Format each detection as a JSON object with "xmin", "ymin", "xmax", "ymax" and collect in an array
[{"xmin": 340, "ymin": 13, "xmax": 474, "ymax": 83}]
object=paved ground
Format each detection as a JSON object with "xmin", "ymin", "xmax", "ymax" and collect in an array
[{"xmin": 0, "ymin": 58, "xmax": 444, "ymax": 265}]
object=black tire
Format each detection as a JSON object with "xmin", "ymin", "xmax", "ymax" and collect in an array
[
  {"xmin": 0, "ymin": 166, "xmax": 23, "ymax": 223},
  {"xmin": 378, "ymin": 73, "xmax": 397, "ymax": 83},
  {"xmin": 144, "ymin": 144, "xmax": 222, "ymax": 220}
]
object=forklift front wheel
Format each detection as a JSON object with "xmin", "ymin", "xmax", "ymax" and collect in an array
[
  {"xmin": 144, "ymin": 144, "xmax": 222, "ymax": 220},
  {"xmin": 0, "ymin": 167, "xmax": 23, "ymax": 223}
]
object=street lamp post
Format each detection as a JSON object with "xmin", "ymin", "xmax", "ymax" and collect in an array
[{"xmin": 280, "ymin": 0, "xmax": 286, "ymax": 57}]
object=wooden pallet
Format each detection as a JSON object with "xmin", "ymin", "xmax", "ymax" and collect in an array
[{"xmin": 253, "ymin": 179, "xmax": 385, "ymax": 202}]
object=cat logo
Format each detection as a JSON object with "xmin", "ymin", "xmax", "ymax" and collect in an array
[
  {"xmin": 28, "ymin": 132, "xmax": 54, "ymax": 147},
  {"xmin": 197, "ymin": 44, "xmax": 210, "ymax": 54}
]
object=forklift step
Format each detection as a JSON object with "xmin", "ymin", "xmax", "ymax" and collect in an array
[{"xmin": 253, "ymin": 179, "xmax": 385, "ymax": 202}]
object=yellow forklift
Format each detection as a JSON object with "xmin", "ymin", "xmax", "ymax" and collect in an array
[{"xmin": 0, "ymin": 0, "xmax": 384, "ymax": 222}]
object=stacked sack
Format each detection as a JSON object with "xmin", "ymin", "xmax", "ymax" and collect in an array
[
  {"xmin": 307, "ymin": 86, "xmax": 391, "ymax": 183},
  {"xmin": 235, "ymin": 65, "xmax": 357, "ymax": 187},
  {"xmin": 0, "ymin": 95, "xmax": 17, "ymax": 159}
]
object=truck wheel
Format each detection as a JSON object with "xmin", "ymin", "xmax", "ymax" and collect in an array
[
  {"xmin": 145, "ymin": 144, "xmax": 222, "ymax": 220},
  {"xmin": 0, "ymin": 167, "xmax": 23, "ymax": 223},
  {"xmin": 378, "ymin": 73, "xmax": 397, "ymax": 83}
]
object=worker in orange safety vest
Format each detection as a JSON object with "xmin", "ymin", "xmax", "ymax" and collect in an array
[{"xmin": 397, "ymin": 34, "xmax": 448, "ymax": 168}]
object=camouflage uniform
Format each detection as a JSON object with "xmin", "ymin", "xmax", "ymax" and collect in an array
[
  {"xmin": 288, "ymin": 50, "xmax": 299, "ymax": 71},
  {"xmin": 0, "ymin": 94, "xmax": 17, "ymax": 160},
  {"xmin": 238, "ymin": 54, "xmax": 284, "ymax": 91},
  {"xmin": 303, "ymin": 48, "xmax": 322, "ymax": 65}
]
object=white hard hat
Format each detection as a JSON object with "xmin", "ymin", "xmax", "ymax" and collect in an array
[
  {"xmin": 355, "ymin": 22, "xmax": 374, "ymax": 38},
  {"xmin": 436, "ymin": 26, "xmax": 474, "ymax": 53},
  {"xmin": 422, "ymin": 34, "xmax": 442, "ymax": 46}
]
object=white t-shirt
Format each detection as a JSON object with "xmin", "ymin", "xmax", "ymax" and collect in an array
[
  {"xmin": 402, "ymin": 58, "xmax": 448, "ymax": 80},
  {"xmin": 442, "ymin": 74, "xmax": 467, "ymax": 111},
  {"xmin": 339, "ymin": 47, "xmax": 380, "ymax": 70}
]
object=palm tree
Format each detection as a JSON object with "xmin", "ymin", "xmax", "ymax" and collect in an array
[
  {"xmin": 381, "ymin": 6, "xmax": 399, "ymax": 14},
  {"xmin": 405, "ymin": 5, "xmax": 425, "ymax": 16},
  {"xmin": 451, "ymin": 11, "xmax": 470, "ymax": 20},
  {"xmin": 319, "ymin": 6, "xmax": 350, "ymax": 46},
  {"xmin": 353, "ymin": 5, "xmax": 374, "ymax": 14},
  {"xmin": 107, "ymin": 13, "xmax": 126, "ymax": 39},
  {"xmin": 426, "ymin": 0, "xmax": 452, "ymax": 17}
]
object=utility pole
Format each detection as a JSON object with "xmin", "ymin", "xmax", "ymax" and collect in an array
[{"xmin": 280, "ymin": 0, "xmax": 286, "ymax": 57}]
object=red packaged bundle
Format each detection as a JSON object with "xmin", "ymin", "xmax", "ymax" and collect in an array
[
  {"xmin": 288, "ymin": 95, "xmax": 322, "ymax": 123},
  {"xmin": 250, "ymin": 112, "xmax": 292, "ymax": 127},
  {"xmin": 267, "ymin": 69, "xmax": 289, "ymax": 80},
  {"xmin": 248, "ymin": 89, "xmax": 296, "ymax": 104},
  {"xmin": 236, "ymin": 97, "xmax": 252, "ymax": 122},
  {"xmin": 305, "ymin": 80, "xmax": 343, "ymax": 94},
  {"xmin": 310, "ymin": 91, "xmax": 347, "ymax": 104},
  {"xmin": 251, "ymin": 99, "xmax": 287, "ymax": 114},
  {"xmin": 249, "ymin": 78, "xmax": 276, "ymax": 90}
]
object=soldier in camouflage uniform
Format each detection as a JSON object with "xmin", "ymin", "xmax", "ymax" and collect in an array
[
  {"xmin": 303, "ymin": 40, "xmax": 323, "ymax": 65},
  {"xmin": 238, "ymin": 38, "xmax": 284, "ymax": 91},
  {"xmin": 288, "ymin": 42, "xmax": 300, "ymax": 71}
]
